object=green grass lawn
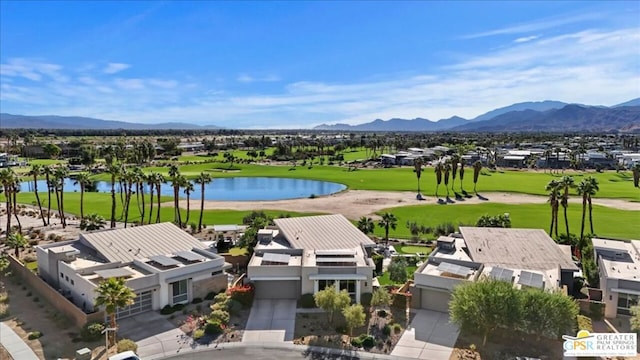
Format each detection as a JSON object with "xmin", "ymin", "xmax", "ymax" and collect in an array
[
  {"xmin": 372, "ymin": 203, "xmax": 640, "ymax": 240},
  {"xmin": 395, "ymin": 244, "xmax": 432, "ymax": 255},
  {"xmin": 226, "ymin": 247, "xmax": 248, "ymax": 256},
  {"xmin": 377, "ymin": 265, "xmax": 417, "ymax": 286}
]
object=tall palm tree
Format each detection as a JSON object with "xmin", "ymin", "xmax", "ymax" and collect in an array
[
  {"xmin": 133, "ymin": 168, "xmax": 145, "ymax": 225},
  {"xmin": 10, "ymin": 171, "xmax": 22, "ymax": 233},
  {"xmin": 577, "ymin": 179, "xmax": 589, "ymax": 243},
  {"xmin": 43, "ymin": 165, "xmax": 53, "ymax": 225},
  {"xmin": 450, "ymin": 154, "xmax": 460, "ymax": 192},
  {"xmin": 183, "ymin": 180, "xmax": 194, "ymax": 226},
  {"xmin": 155, "ymin": 173, "xmax": 165, "ymax": 223},
  {"xmin": 357, "ymin": 216, "xmax": 374, "ymax": 235},
  {"xmin": 632, "ymin": 163, "xmax": 640, "ymax": 188},
  {"xmin": 472, "ymin": 160, "xmax": 483, "ymax": 194},
  {"xmin": 27, "ymin": 164, "xmax": 47, "ymax": 226},
  {"xmin": 0, "ymin": 169, "xmax": 14, "ymax": 234},
  {"xmin": 434, "ymin": 162, "xmax": 443, "ymax": 198},
  {"xmin": 560, "ymin": 175, "xmax": 575, "ymax": 238},
  {"xmin": 193, "ymin": 172, "xmax": 212, "ymax": 232},
  {"xmin": 546, "ymin": 179, "xmax": 561, "ymax": 237},
  {"xmin": 122, "ymin": 169, "xmax": 135, "ymax": 228},
  {"xmin": 586, "ymin": 176, "xmax": 599, "ymax": 235},
  {"xmin": 107, "ymin": 164, "xmax": 120, "ymax": 228},
  {"xmin": 73, "ymin": 172, "xmax": 92, "ymax": 220},
  {"xmin": 443, "ymin": 161, "xmax": 452, "ymax": 198},
  {"xmin": 94, "ymin": 277, "xmax": 136, "ymax": 348},
  {"xmin": 146, "ymin": 172, "xmax": 157, "ymax": 225},
  {"xmin": 377, "ymin": 212, "xmax": 397, "ymax": 246},
  {"xmin": 413, "ymin": 158, "xmax": 423, "ymax": 195},
  {"xmin": 53, "ymin": 166, "xmax": 69, "ymax": 228},
  {"xmin": 459, "ymin": 159, "xmax": 466, "ymax": 192}
]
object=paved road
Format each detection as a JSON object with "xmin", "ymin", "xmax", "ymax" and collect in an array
[{"xmin": 160, "ymin": 346, "xmax": 400, "ymax": 360}]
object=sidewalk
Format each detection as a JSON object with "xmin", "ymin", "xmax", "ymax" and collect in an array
[{"xmin": 0, "ymin": 322, "xmax": 40, "ymax": 360}]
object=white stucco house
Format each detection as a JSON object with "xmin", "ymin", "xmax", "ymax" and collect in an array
[
  {"xmin": 36, "ymin": 223, "xmax": 230, "ymax": 319},
  {"xmin": 592, "ymin": 237, "xmax": 640, "ymax": 318},
  {"xmin": 412, "ymin": 227, "xmax": 579, "ymax": 312},
  {"xmin": 246, "ymin": 214, "xmax": 376, "ymax": 303}
]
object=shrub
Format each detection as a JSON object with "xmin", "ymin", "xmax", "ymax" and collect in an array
[
  {"xmin": 377, "ymin": 309, "xmax": 388, "ymax": 318},
  {"xmin": 589, "ymin": 302, "xmax": 604, "ymax": 320},
  {"xmin": 350, "ymin": 337, "xmax": 362, "ymax": 347},
  {"xmin": 360, "ymin": 292, "xmax": 372, "ymax": 307},
  {"xmin": 80, "ymin": 321, "xmax": 105, "ymax": 342},
  {"xmin": 577, "ymin": 315, "xmax": 594, "ymax": 332},
  {"xmin": 335, "ymin": 325, "xmax": 347, "ymax": 334},
  {"xmin": 382, "ymin": 324, "xmax": 391, "ymax": 336},
  {"xmin": 192, "ymin": 297, "xmax": 203, "ymax": 304},
  {"xmin": 209, "ymin": 309, "xmax": 230, "ymax": 325},
  {"xmin": 214, "ymin": 292, "xmax": 229, "ymax": 304},
  {"xmin": 193, "ymin": 329, "xmax": 205, "ymax": 340},
  {"xmin": 0, "ymin": 293, "xmax": 8, "ymax": 303},
  {"xmin": 204, "ymin": 291, "xmax": 216, "ymax": 300},
  {"xmin": 28, "ymin": 331, "xmax": 43, "ymax": 340},
  {"xmin": 173, "ymin": 303, "xmax": 185, "ymax": 311},
  {"xmin": 160, "ymin": 305, "xmax": 175, "ymax": 315},
  {"xmin": 227, "ymin": 299, "xmax": 243, "ymax": 315},
  {"xmin": 0, "ymin": 305, "xmax": 10, "ymax": 320},
  {"xmin": 204, "ymin": 321, "xmax": 223, "ymax": 335},
  {"xmin": 359, "ymin": 334, "xmax": 375, "ymax": 349},
  {"xmin": 116, "ymin": 338, "xmax": 138, "ymax": 353},
  {"xmin": 227, "ymin": 284, "xmax": 254, "ymax": 307},
  {"xmin": 392, "ymin": 323, "xmax": 403, "ymax": 334},
  {"xmin": 298, "ymin": 293, "xmax": 316, "ymax": 308}
]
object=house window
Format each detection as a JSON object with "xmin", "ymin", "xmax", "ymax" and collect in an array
[
  {"xmin": 65, "ymin": 275, "xmax": 69, "ymax": 282},
  {"xmin": 60, "ymin": 273, "xmax": 64, "ymax": 278},
  {"xmin": 339, "ymin": 280, "xmax": 356, "ymax": 301},
  {"xmin": 318, "ymin": 279, "xmax": 333, "ymax": 291},
  {"xmin": 70, "ymin": 279, "xmax": 74, "ymax": 286},
  {"xmin": 171, "ymin": 279, "xmax": 188, "ymax": 304},
  {"xmin": 616, "ymin": 293, "xmax": 639, "ymax": 315}
]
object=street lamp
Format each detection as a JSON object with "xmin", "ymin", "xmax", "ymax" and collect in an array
[{"xmin": 101, "ymin": 327, "xmax": 117, "ymax": 355}]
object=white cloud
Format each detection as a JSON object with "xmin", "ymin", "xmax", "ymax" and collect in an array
[
  {"xmin": 514, "ymin": 35, "xmax": 539, "ymax": 43},
  {"xmin": 114, "ymin": 78, "xmax": 144, "ymax": 90},
  {"xmin": 237, "ymin": 74, "xmax": 281, "ymax": 83},
  {"xmin": 103, "ymin": 62, "xmax": 131, "ymax": 74}
]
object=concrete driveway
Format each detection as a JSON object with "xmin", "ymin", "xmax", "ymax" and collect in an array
[
  {"xmin": 242, "ymin": 299, "xmax": 296, "ymax": 343},
  {"xmin": 118, "ymin": 311, "xmax": 191, "ymax": 360},
  {"xmin": 391, "ymin": 310, "xmax": 460, "ymax": 360}
]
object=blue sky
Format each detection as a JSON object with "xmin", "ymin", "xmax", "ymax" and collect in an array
[{"xmin": 1, "ymin": 1, "xmax": 639, "ymax": 129}]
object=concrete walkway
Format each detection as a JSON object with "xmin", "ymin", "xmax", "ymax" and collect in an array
[
  {"xmin": 243, "ymin": 299, "xmax": 296, "ymax": 342},
  {"xmin": 118, "ymin": 311, "xmax": 190, "ymax": 360},
  {"xmin": 391, "ymin": 310, "xmax": 460, "ymax": 360},
  {"xmin": 0, "ymin": 322, "xmax": 40, "ymax": 360}
]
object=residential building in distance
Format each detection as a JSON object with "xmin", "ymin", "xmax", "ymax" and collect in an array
[
  {"xmin": 36, "ymin": 223, "xmax": 230, "ymax": 319},
  {"xmin": 247, "ymin": 214, "xmax": 375, "ymax": 303},
  {"xmin": 592, "ymin": 238, "xmax": 640, "ymax": 318},
  {"xmin": 411, "ymin": 227, "xmax": 579, "ymax": 312}
]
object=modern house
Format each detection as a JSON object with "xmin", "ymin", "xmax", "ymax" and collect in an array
[
  {"xmin": 592, "ymin": 238, "xmax": 640, "ymax": 318},
  {"xmin": 247, "ymin": 214, "xmax": 376, "ymax": 303},
  {"xmin": 36, "ymin": 223, "xmax": 230, "ymax": 319},
  {"xmin": 411, "ymin": 227, "xmax": 579, "ymax": 312}
]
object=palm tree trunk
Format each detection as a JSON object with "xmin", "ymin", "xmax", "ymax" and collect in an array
[
  {"xmin": 588, "ymin": 197, "xmax": 594, "ymax": 235},
  {"xmin": 33, "ymin": 176, "xmax": 46, "ymax": 226},
  {"xmin": 563, "ymin": 204, "xmax": 570, "ymax": 237},
  {"xmin": 156, "ymin": 184, "xmax": 161, "ymax": 223},
  {"xmin": 554, "ymin": 206, "xmax": 559, "ymax": 238},
  {"xmin": 12, "ymin": 188, "xmax": 21, "ymax": 233},
  {"xmin": 124, "ymin": 182, "xmax": 132, "ymax": 228},
  {"xmin": 140, "ymin": 182, "xmax": 145, "ymax": 226},
  {"xmin": 110, "ymin": 176, "xmax": 116, "ymax": 228},
  {"xmin": 46, "ymin": 174, "xmax": 52, "ymax": 225},
  {"xmin": 549, "ymin": 207, "xmax": 555, "ymax": 236},
  {"xmin": 148, "ymin": 184, "xmax": 154, "ymax": 225},
  {"xmin": 60, "ymin": 182, "xmax": 66, "ymax": 228},
  {"xmin": 54, "ymin": 185, "xmax": 62, "ymax": 225},
  {"xmin": 5, "ymin": 186, "xmax": 12, "ymax": 233},
  {"xmin": 580, "ymin": 197, "xmax": 587, "ymax": 243},
  {"xmin": 198, "ymin": 185, "xmax": 205, "ymax": 232},
  {"xmin": 185, "ymin": 193, "xmax": 190, "ymax": 226},
  {"xmin": 80, "ymin": 184, "xmax": 85, "ymax": 219}
]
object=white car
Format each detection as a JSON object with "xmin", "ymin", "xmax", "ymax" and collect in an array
[{"xmin": 108, "ymin": 351, "xmax": 141, "ymax": 360}]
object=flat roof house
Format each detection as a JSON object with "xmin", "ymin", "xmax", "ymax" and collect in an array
[
  {"xmin": 592, "ymin": 238, "xmax": 640, "ymax": 318},
  {"xmin": 36, "ymin": 223, "xmax": 230, "ymax": 319},
  {"xmin": 247, "ymin": 214, "xmax": 375, "ymax": 303},
  {"xmin": 412, "ymin": 227, "xmax": 579, "ymax": 312}
]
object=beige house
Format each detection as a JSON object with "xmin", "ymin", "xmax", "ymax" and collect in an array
[
  {"xmin": 412, "ymin": 227, "xmax": 579, "ymax": 312},
  {"xmin": 36, "ymin": 223, "xmax": 230, "ymax": 319},
  {"xmin": 247, "ymin": 214, "xmax": 375, "ymax": 303},
  {"xmin": 592, "ymin": 238, "xmax": 640, "ymax": 318}
]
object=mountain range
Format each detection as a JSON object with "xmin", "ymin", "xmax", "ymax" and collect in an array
[
  {"xmin": 1, "ymin": 98, "xmax": 639, "ymax": 132},
  {"xmin": 314, "ymin": 99, "xmax": 640, "ymax": 133}
]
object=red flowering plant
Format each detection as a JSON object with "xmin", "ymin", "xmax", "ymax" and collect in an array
[{"xmin": 226, "ymin": 283, "xmax": 255, "ymax": 307}]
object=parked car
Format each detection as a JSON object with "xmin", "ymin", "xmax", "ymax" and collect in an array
[{"xmin": 108, "ymin": 351, "xmax": 141, "ymax": 360}]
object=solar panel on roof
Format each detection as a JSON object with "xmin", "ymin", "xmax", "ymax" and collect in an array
[
  {"xmin": 437, "ymin": 262, "xmax": 472, "ymax": 277},
  {"xmin": 262, "ymin": 253, "xmax": 291, "ymax": 264},
  {"xmin": 489, "ymin": 267, "xmax": 514, "ymax": 282},
  {"xmin": 315, "ymin": 257, "xmax": 357, "ymax": 263},
  {"xmin": 94, "ymin": 268, "xmax": 135, "ymax": 279},
  {"xmin": 518, "ymin": 271, "xmax": 544, "ymax": 289},
  {"xmin": 174, "ymin": 251, "xmax": 206, "ymax": 262},
  {"xmin": 149, "ymin": 255, "xmax": 181, "ymax": 267}
]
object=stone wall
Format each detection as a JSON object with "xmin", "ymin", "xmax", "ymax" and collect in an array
[
  {"xmin": 7, "ymin": 254, "xmax": 105, "ymax": 328},
  {"xmin": 192, "ymin": 273, "xmax": 227, "ymax": 300}
]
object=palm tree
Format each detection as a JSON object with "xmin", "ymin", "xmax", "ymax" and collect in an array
[
  {"xmin": 107, "ymin": 164, "xmax": 120, "ymax": 228},
  {"xmin": 193, "ymin": 172, "xmax": 211, "ymax": 232},
  {"xmin": 155, "ymin": 173, "xmax": 165, "ymax": 223},
  {"xmin": 357, "ymin": 216, "xmax": 374, "ymax": 235},
  {"xmin": 43, "ymin": 165, "xmax": 53, "ymax": 225},
  {"xmin": 472, "ymin": 160, "xmax": 483, "ymax": 194},
  {"xmin": 546, "ymin": 180, "xmax": 561, "ymax": 237},
  {"xmin": 122, "ymin": 169, "xmax": 134, "ymax": 228},
  {"xmin": 450, "ymin": 154, "xmax": 460, "ymax": 192},
  {"xmin": 80, "ymin": 213, "xmax": 107, "ymax": 231},
  {"xmin": 459, "ymin": 159, "xmax": 466, "ymax": 192},
  {"xmin": 73, "ymin": 172, "xmax": 92, "ymax": 220},
  {"xmin": 413, "ymin": 158, "xmax": 423, "ymax": 195},
  {"xmin": 0, "ymin": 169, "xmax": 14, "ymax": 234},
  {"xmin": 94, "ymin": 277, "xmax": 136, "ymax": 348},
  {"xmin": 53, "ymin": 166, "xmax": 69, "ymax": 228},
  {"xmin": 10, "ymin": 171, "xmax": 22, "ymax": 233},
  {"xmin": 377, "ymin": 212, "xmax": 397, "ymax": 246},
  {"xmin": 6, "ymin": 233, "xmax": 27, "ymax": 258},
  {"xmin": 443, "ymin": 161, "xmax": 452, "ymax": 198},
  {"xmin": 434, "ymin": 162, "xmax": 443, "ymax": 198},
  {"xmin": 183, "ymin": 180, "xmax": 194, "ymax": 226},
  {"xmin": 133, "ymin": 168, "xmax": 145, "ymax": 225},
  {"xmin": 146, "ymin": 172, "xmax": 157, "ymax": 225},
  {"xmin": 560, "ymin": 175, "xmax": 575, "ymax": 238},
  {"xmin": 633, "ymin": 163, "xmax": 640, "ymax": 188},
  {"xmin": 27, "ymin": 164, "xmax": 47, "ymax": 226},
  {"xmin": 169, "ymin": 165, "xmax": 181, "ymax": 225},
  {"xmin": 586, "ymin": 176, "xmax": 599, "ymax": 235}
]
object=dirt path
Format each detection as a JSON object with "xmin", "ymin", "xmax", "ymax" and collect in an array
[{"xmin": 172, "ymin": 190, "xmax": 640, "ymax": 220}]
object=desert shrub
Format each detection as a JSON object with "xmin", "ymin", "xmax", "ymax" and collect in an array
[
  {"xmin": 0, "ymin": 293, "xmax": 8, "ymax": 303},
  {"xmin": 227, "ymin": 299, "xmax": 242, "ymax": 315},
  {"xmin": 214, "ymin": 292, "xmax": 229, "ymax": 304},
  {"xmin": 192, "ymin": 297, "xmax": 203, "ymax": 304},
  {"xmin": 28, "ymin": 331, "xmax": 43, "ymax": 340},
  {"xmin": 193, "ymin": 328, "xmax": 205, "ymax": 340},
  {"xmin": 359, "ymin": 334, "xmax": 375, "ymax": 349},
  {"xmin": 0, "ymin": 305, "xmax": 9, "ymax": 319},
  {"xmin": 350, "ymin": 337, "xmax": 362, "ymax": 347},
  {"xmin": 372, "ymin": 254, "xmax": 384, "ymax": 275},
  {"xmin": 211, "ymin": 302, "xmax": 226, "ymax": 312},
  {"xmin": 160, "ymin": 305, "xmax": 175, "ymax": 315},
  {"xmin": 589, "ymin": 302, "xmax": 604, "ymax": 320},
  {"xmin": 209, "ymin": 309, "xmax": 230, "ymax": 325},
  {"xmin": 392, "ymin": 323, "xmax": 403, "ymax": 334},
  {"xmin": 377, "ymin": 309, "xmax": 388, "ymax": 318},
  {"xmin": 80, "ymin": 321, "xmax": 105, "ymax": 341},
  {"xmin": 204, "ymin": 291, "xmax": 216, "ymax": 300},
  {"xmin": 298, "ymin": 293, "xmax": 316, "ymax": 308},
  {"xmin": 116, "ymin": 338, "xmax": 137, "ymax": 353},
  {"xmin": 360, "ymin": 292, "xmax": 372, "ymax": 307},
  {"xmin": 382, "ymin": 324, "xmax": 391, "ymax": 336},
  {"xmin": 173, "ymin": 303, "xmax": 185, "ymax": 311},
  {"xmin": 577, "ymin": 315, "xmax": 594, "ymax": 332},
  {"xmin": 204, "ymin": 320, "xmax": 223, "ymax": 335},
  {"xmin": 227, "ymin": 284, "xmax": 254, "ymax": 307}
]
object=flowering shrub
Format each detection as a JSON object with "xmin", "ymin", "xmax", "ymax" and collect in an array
[{"xmin": 227, "ymin": 284, "xmax": 254, "ymax": 307}]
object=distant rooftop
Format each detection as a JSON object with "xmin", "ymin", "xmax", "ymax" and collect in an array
[
  {"xmin": 459, "ymin": 227, "xmax": 578, "ymax": 272},
  {"xmin": 593, "ymin": 238, "xmax": 640, "ymax": 281},
  {"xmin": 274, "ymin": 214, "xmax": 375, "ymax": 250}
]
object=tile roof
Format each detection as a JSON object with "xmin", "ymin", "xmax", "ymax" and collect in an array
[
  {"xmin": 459, "ymin": 227, "xmax": 578, "ymax": 271},
  {"xmin": 81, "ymin": 223, "xmax": 205, "ymax": 263},
  {"xmin": 274, "ymin": 214, "xmax": 375, "ymax": 250}
]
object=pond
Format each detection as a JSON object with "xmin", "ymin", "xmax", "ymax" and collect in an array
[{"xmin": 19, "ymin": 177, "xmax": 347, "ymax": 201}]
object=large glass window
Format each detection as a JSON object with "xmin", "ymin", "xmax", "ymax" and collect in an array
[
  {"xmin": 339, "ymin": 280, "xmax": 356, "ymax": 301},
  {"xmin": 318, "ymin": 279, "xmax": 332, "ymax": 291},
  {"xmin": 171, "ymin": 279, "xmax": 188, "ymax": 304},
  {"xmin": 617, "ymin": 293, "xmax": 639, "ymax": 315}
]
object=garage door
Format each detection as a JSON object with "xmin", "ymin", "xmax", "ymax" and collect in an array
[
  {"xmin": 420, "ymin": 288, "xmax": 451, "ymax": 312},
  {"xmin": 254, "ymin": 280, "xmax": 300, "ymax": 299},
  {"xmin": 116, "ymin": 290, "xmax": 153, "ymax": 319}
]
